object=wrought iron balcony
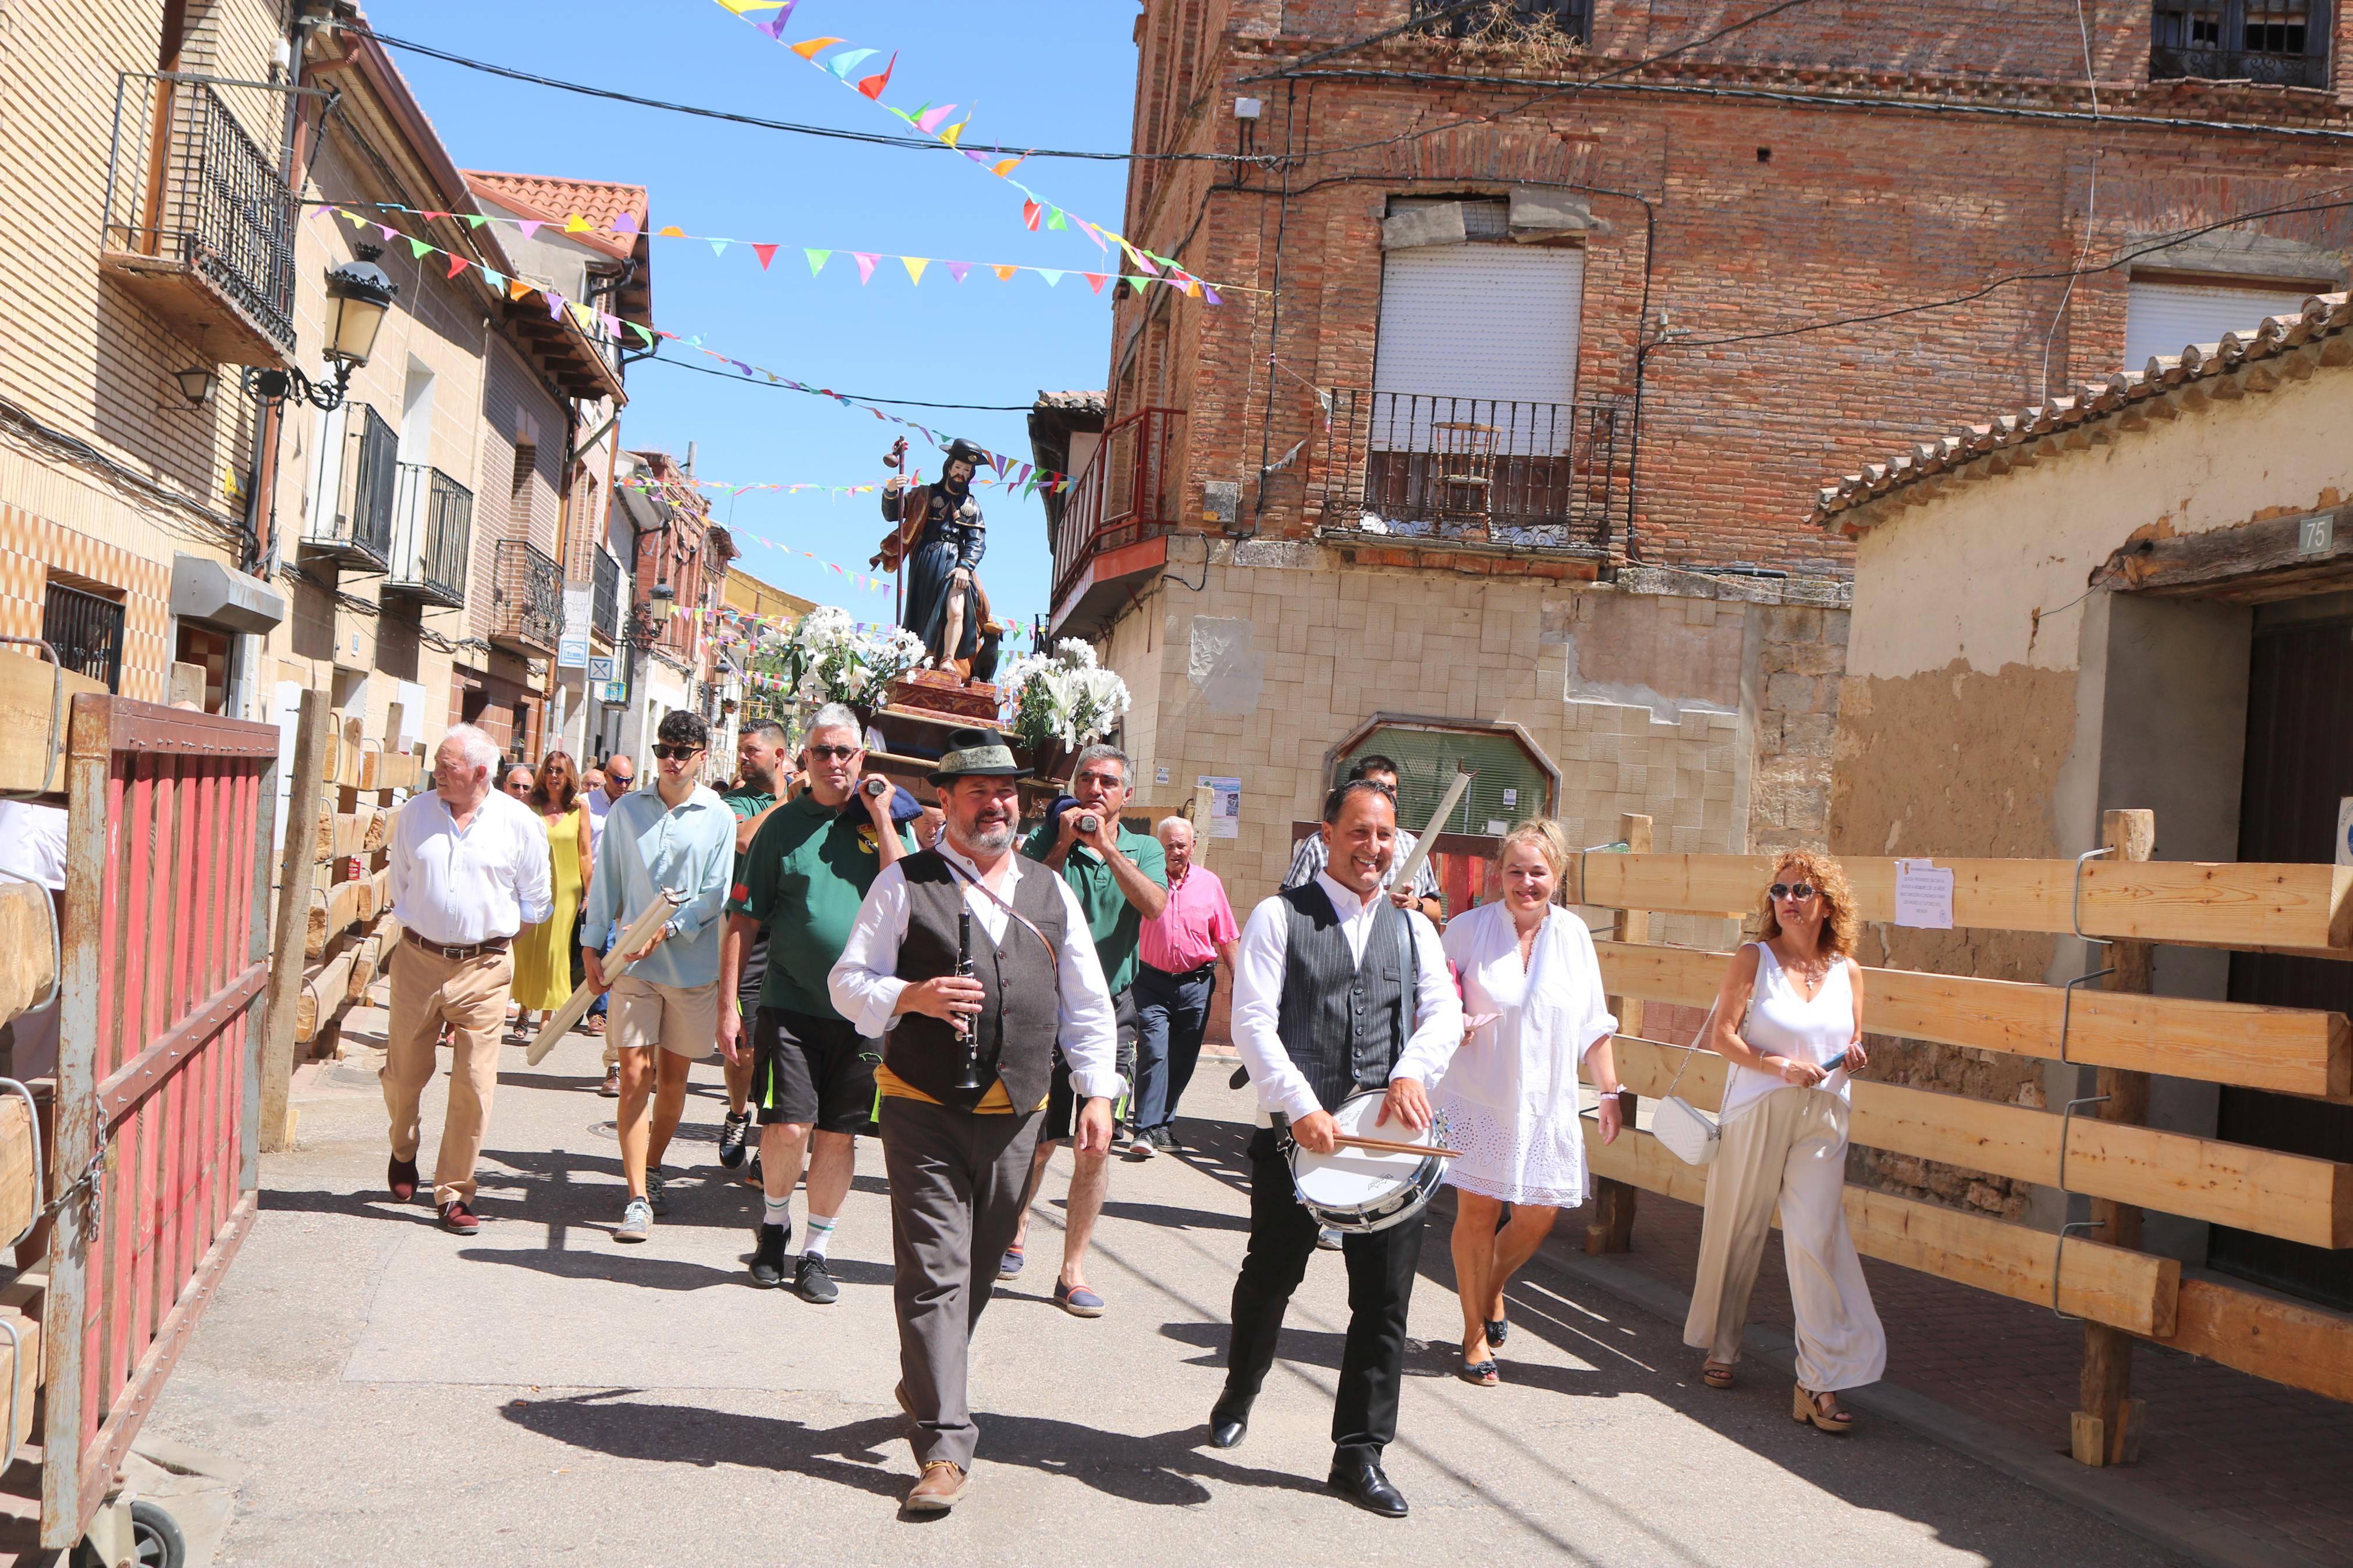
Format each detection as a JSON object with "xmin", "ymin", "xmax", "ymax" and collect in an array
[
  {"xmin": 99, "ymin": 73, "xmax": 296, "ymax": 364},
  {"xmin": 302, "ymin": 403, "xmax": 398, "ymax": 570},
  {"xmin": 491, "ymin": 539, "xmax": 562, "ymax": 657},
  {"xmin": 2149, "ymin": 42, "xmax": 2329, "ymax": 84},
  {"xmin": 385, "ymin": 463, "xmax": 472, "ymax": 609},
  {"xmin": 1310, "ymin": 390, "xmax": 1628, "ymax": 555},
  {"xmin": 1049, "ymin": 407, "xmax": 1187, "ymax": 610},
  {"xmin": 592, "ymin": 548, "xmax": 623, "ymax": 643}
]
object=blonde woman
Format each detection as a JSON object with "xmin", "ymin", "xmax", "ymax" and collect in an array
[
  {"xmin": 1685, "ymin": 849, "xmax": 1885, "ymax": 1433},
  {"xmin": 1436, "ymin": 820, "xmax": 1622, "ymax": 1385}
]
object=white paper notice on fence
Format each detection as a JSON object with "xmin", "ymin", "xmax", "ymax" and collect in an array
[
  {"xmin": 1198, "ymin": 776, "xmax": 1241, "ymax": 840},
  {"xmin": 1893, "ymin": 858, "xmax": 1955, "ymax": 929}
]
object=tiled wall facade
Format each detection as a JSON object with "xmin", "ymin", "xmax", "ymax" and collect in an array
[{"xmin": 0, "ymin": 477, "xmax": 176, "ymax": 705}]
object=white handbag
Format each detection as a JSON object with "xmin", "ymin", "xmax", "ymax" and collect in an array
[{"xmin": 1649, "ymin": 1001, "xmax": 1722, "ymax": 1167}]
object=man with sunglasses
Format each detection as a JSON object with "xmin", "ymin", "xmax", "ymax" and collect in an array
[
  {"xmin": 581, "ymin": 711, "xmax": 734, "ymax": 1243},
  {"xmin": 719, "ymin": 705, "xmax": 913, "ymax": 1299},
  {"xmin": 714, "ymin": 719, "xmax": 793, "ymax": 1176}
]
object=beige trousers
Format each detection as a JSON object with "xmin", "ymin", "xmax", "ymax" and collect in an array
[
  {"xmin": 383, "ymin": 940, "xmax": 514, "ymax": 1207},
  {"xmin": 1684, "ymin": 1086, "xmax": 1887, "ymax": 1393}
]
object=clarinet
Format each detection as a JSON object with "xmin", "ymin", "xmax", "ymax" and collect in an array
[{"xmin": 950, "ymin": 905, "xmax": 984, "ymax": 1090}]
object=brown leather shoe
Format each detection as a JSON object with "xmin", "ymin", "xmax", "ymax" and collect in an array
[
  {"xmin": 438, "ymin": 1200, "xmax": 480, "ymax": 1235},
  {"xmin": 388, "ymin": 1156, "xmax": 420, "ymax": 1203},
  {"xmin": 904, "ymin": 1460, "xmax": 967, "ymax": 1514}
]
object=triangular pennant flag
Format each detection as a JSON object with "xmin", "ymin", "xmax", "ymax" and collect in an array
[
  {"xmin": 1084, "ymin": 272, "xmax": 1110, "ymax": 293},
  {"xmin": 613, "ymin": 212, "xmax": 640, "ymax": 235},
  {"xmin": 629, "ymin": 322, "xmax": 656, "ymax": 347},
  {"xmin": 464, "ymin": 214, "xmax": 489, "ymax": 230},
  {"xmin": 1123, "ymin": 274, "xmax": 1150, "ymax": 290},
  {"xmin": 507, "ymin": 278, "xmax": 532, "ymax": 301},
  {"xmin": 753, "ymin": 243, "xmax": 779, "ymax": 270},
  {"xmin": 406, "ymin": 236, "xmax": 433, "ymax": 259},
  {"xmin": 853, "ymin": 253, "xmax": 879, "ymax": 283},
  {"xmin": 805, "ymin": 248, "xmax": 831, "ymax": 275},
  {"xmin": 902, "ymin": 256, "xmax": 928, "ymax": 285},
  {"xmin": 1076, "ymin": 219, "xmax": 1109, "ymax": 252},
  {"xmin": 822, "ymin": 47, "xmax": 878, "ymax": 81},
  {"xmin": 714, "ymin": 0, "xmax": 784, "ymax": 13},
  {"xmin": 1047, "ymin": 207, "xmax": 1069, "ymax": 230},
  {"xmin": 710, "ymin": 238, "xmax": 730, "ymax": 258},
  {"xmin": 599, "ymin": 312, "xmax": 622, "ymax": 337},
  {"xmin": 916, "ymin": 103, "xmax": 957, "ymax": 134},
  {"xmin": 518, "ymin": 220, "xmax": 543, "ymax": 239},
  {"xmin": 857, "ymin": 52, "xmax": 897, "ymax": 99},
  {"xmin": 1180, "ymin": 277, "xmax": 1202, "ymax": 298},
  {"xmin": 992, "ymin": 157, "xmax": 1024, "ymax": 178},
  {"xmin": 790, "ymin": 35, "xmax": 844, "ymax": 59},
  {"xmin": 480, "ymin": 268, "xmax": 505, "ymax": 290},
  {"xmin": 1120, "ymin": 244, "xmax": 1160, "ymax": 276},
  {"xmin": 940, "ymin": 119, "xmax": 968, "ymax": 148},
  {"xmin": 445, "ymin": 254, "xmax": 470, "ymax": 279},
  {"xmin": 310, "ymin": 203, "xmax": 338, "ymax": 222},
  {"xmin": 1037, "ymin": 269, "xmax": 1064, "ymax": 287},
  {"xmin": 570, "ymin": 302, "xmax": 597, "ymax": 329},
  {"xmin": 753, "ymin": 2, "xmax": 798, "ymax": 40},
  {"xmin": 563, "ymin": 214, "xmax": 591, "ymax": 233},
  {"xmin": 658, "ymin": 225, "xmax": 684, "ymax": 237},
  {"xmin": 945, "ymin": 260, "xmax": 971, "ymax": 283},
  {"xmin": 423, "ymin": 210, "xmax": 449, "ymax": 223},
  {"xmin": 991, "ymin": 264, "xmax": 1017, "ymax": 281},
  {"xmin": 548, "ymin": 293, "xmax": 569, "ymax": 320},
  {"xmin": 1022, "ymin": 201, "xmax": 1042, "ymax": 231},
  {"xmin": 1204, "ymin": 285, "xmax": 1223, "ymax": 305},
  {"xmin": 339, "ymin": 209, "xmax": 367, "ymax": 228},
  {"xmin": 378, "ymin": 224, "xmax": 400, "ymax": 242}
]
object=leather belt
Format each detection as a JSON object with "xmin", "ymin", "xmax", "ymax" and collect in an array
[
  {"xmin": 403, "ymin": 929, "xmax": 511, "ymax": 961},
  {"xmin": 1145, "ymin": 960, "xmax": 1217, "ymax": 980}
]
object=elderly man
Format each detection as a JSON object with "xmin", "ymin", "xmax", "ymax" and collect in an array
[
  {"xmin": 830, "ymin": 728, "xmax": 1119, "ymax": 1514},
  {"xmin": 501, "ymin": 765, "xmax": 534, "ymax": 800},
  {"xmin": 582, "ymin": 711, "xmax": 735, "ymax": 1243},
  {"xmin": 1007, "ymin": 742, "xmax": 1166, "ymax": 1317},
  {"xmin": 384, "ymin": 724, "xmax": 553, "ymax": 1234},
  {"xmin": 1129, "ymin": 815, "xmax": 1240, "ymax": 1158},
  {"xmin": 720, "ymin": 705, "xmax": 911, "ymax": 1299}
]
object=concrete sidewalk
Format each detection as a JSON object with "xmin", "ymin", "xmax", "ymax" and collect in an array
[{"xmin": 141, "ymin": 1012, "xmax": 2181, "ymax": 1566}]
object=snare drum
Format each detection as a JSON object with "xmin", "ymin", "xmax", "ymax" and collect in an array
[{"xmin": 1287, "ymin": 1089, "xmax": 1445, "ymax": 1236}]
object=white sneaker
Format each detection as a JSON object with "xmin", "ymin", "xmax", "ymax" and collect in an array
[{"xmin": 616, "ymin": 1197, "xmax": 652, "ymax": 1243}]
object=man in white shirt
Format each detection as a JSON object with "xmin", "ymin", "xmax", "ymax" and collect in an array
[
  {"xmin": 1207, "ymin": 778, "xmax": 1461, "ymax": 1519},
  {"xmin": 828, "ymin": 728, "xmax": 1120, "ymax": 1515},
  {"xmin": 383, "ymin": 723, "xmax": 553, "ymax": 1233}
]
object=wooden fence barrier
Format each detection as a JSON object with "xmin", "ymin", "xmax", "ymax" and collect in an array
[{"xmin": 1566, "ymin": 827, "xmax": 2353, "ymax": 1464}]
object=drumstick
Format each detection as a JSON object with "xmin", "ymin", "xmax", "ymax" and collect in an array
[{"xmin": 1333, "ymin": 1133, "xmax": 1462, "ymax": 1160}]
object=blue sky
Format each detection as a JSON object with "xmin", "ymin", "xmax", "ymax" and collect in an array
[{"xmin": 372, "ymin": 0, "xmax": 1140, "ymax": 630}]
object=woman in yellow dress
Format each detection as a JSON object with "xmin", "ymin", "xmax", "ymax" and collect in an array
[{"xmin": 509, "ymin": 751, "xmax": 593, "ymax": 1044}]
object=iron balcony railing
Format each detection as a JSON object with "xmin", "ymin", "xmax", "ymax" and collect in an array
[
  {"xmin": 385, "ymin": 462, "xmax": 472, "ymax": 609},
  {"xmin": 2150, "ymin": 2, "xmax": 2329, "ymax": 86},
  {"xmin": 1050, "ymin": 407, "xmax": 1187, "ymax": 609},
  {"xmin": 2149, "ymin": 41, "xmax": 2330, "ymax": 83},
  {"xmin": 42, "ymin": 585, "xmax": 127, "ymax": 694},
  {"xmin": 592, "ymin": 547, "xmax": 623, "ymax": 642},
  {"xmin": 492, "ymin": 538, "xmax": 562, "ymax": 656},
  {"xmin": 101, "ymin": 73, "xmax": 297, "ymax": 347},
  {"xmin": 304, "ymin": 403, "xmax": 398, "ymax": 569},
  {"xmin": 1311, "ymin": 390, "xmax": 1629, "ymax": 555}
]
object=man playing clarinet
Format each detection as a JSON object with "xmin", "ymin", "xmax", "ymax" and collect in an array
[
  {"xmin": 829, "ymin": 728, "xmax": 1120, "ymax": 1514},
  {"xmin": 1207, "ymin": 778, "xmax": 1462, "ymax": 1517}
]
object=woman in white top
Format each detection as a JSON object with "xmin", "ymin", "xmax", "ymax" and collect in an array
[
  {"xmin": 1684, "ymin": 849, "xmax": 1886, "ymax": 1433},
  {"xmin": 1437, "ymin": 821, "xmax": 1622, "ymax": 1385}
]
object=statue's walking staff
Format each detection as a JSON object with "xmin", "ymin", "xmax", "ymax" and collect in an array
[{"xmin": 879, "ymin": 437, "xmax": 913, "ymax": 624}]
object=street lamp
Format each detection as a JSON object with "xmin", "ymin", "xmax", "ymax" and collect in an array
[
  {"xmin": 172, "ymin": 366, "xmax": 216, "ymax": 407},
  {"xmin": 244, "ymin": 244, "xmax": 400, "ymax": 413}
]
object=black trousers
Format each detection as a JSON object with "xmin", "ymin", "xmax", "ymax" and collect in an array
[{"xmin": 1221, "ymin": 1127, "xmax": 1422, "ymax": 1467}]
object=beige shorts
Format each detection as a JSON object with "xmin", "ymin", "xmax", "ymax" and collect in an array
[{"xmin": 608, "ymin": 973, "xmax": 721, "ymax": 1059}]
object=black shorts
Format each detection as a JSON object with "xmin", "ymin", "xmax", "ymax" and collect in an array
[
  {"xmin": 735, "ymin": 930, "xmax": 769, "ymax": 1016},
  {"xmin": 752, "ymin": 1007, "xmax": 879, "ymax": 1134},
  {"xmin": 1044, "ymin": 988, "xmax": 1139, "ymax": 1142}
]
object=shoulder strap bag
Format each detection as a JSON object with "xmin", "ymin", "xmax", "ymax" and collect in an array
[{"xmin": 1649, "ymin": 999, "xmax": 1723, "ymax": 1167}]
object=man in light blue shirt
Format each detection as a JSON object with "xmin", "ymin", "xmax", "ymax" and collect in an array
[{"xmin": 581, "ymin": 710, "xmax": 734, "ymax": 1242}]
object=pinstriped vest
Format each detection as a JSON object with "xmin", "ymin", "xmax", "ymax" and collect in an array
[
  {"xmin": 888, "ymin": 849, "xmax": 1066, "ymax": 1112},
  {"xmin": 1273, "ymin": 882, "xmax": 1414, "ymax": 1115}
]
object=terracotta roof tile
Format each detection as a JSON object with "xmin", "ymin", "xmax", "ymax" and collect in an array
[{"xmin": 462, "ymin": 170, "xmax": 648, "ymax": 263}]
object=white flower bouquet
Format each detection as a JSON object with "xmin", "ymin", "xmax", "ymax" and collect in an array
[
  {"xmin": 772, "ymin": 606, "xmax": 926, "ymax": 713},
  {"xmin": 999, "ymin": 638, "xmax": 1130, "ymax": 753}
]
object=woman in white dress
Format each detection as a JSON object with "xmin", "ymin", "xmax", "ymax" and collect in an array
[
  {"xmin": 1436, "ymin": 820, "xmax": 1623, "ymax": 1385},
  {"xmin": 1685, "ymin": 849, "xmax": 1887, "ymax": 1434}
]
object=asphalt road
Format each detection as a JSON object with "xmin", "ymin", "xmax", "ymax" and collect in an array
[{"xmin": 144, "ymin": 1011, "xmax": 2183, "ymax": 1567}]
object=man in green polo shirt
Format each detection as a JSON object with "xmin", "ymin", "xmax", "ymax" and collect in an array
[
  {"xmin": 715, "ymin": 718, "xmax": 790, "ymax": 1176},
  {"xmin": 1008, "ymin": 742, "xmax": 1167, "ymax": 1317},
  {"xmin": 718, "ymin": 703, "xmax": 914, "ymax": 1302}
]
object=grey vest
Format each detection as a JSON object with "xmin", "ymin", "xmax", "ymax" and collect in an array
[
  {"xmin": 1273, "ymin": 882, "xmax": 1417, "ymax": 1115},
  {"xmin": 888, "ymin": 849, "xmax": 1067, "ymax": 1112}
]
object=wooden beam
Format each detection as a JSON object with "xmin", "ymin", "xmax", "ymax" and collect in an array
[
  {"xmin": 306, "ymin": 877, "xmax": 365, "ymax": 959},
  {"xmin": 2089, "ymin": 504, "xmax": 2353, "ymax": 599},
  {"xmin": 1590, "ymin": 812, "xmax": 1648, "ymax": 1256},
  {"xmin": 294, "ymin": 948, "xmax": 357, "ymax": 1043},
  {"xmin": 2078, "ymin": 809, "xmax": 2155, "ymax": 1467},
  {"xmin": 0, "ymin": 881, "xmax": 57, "ymax": 1029},
  {"xmin": 262, "ymin": 690, "xmax": 332, "ymax": 1154},
  {"xmin": 0, "ymin": 655, "xmax": 105, "ymax": 795},
  {"xmin": 1577, "ymin": 852, "xmax": 2353, "ymax": 952},
  {"xmin": 1594, "ymin": 940, "xmax": 2349, "ymax": 1098},
  {"xmin": 2153, "ymin": 1277, "xmax": 2353, "ymax": 1403},
  {"xmin": 1584, "ymin": 1124, "xmax": 2178, "ymax": 1334}
]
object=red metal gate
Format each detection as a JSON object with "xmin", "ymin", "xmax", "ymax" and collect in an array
[{"xmin": 45, "ymin": 697, "xmax": 276, "ymax": 1547}]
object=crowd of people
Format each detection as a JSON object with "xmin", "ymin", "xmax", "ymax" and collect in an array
[{"xmin": 378, "ymin": 718, "xmax": 1881, "ymax": 1516}]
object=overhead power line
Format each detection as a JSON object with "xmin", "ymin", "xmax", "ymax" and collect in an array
[{"xmin": 642, "ymin": 354, "xmax": 1038, "ymax": 410}]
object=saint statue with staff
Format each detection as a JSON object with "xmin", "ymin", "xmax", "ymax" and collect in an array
[{"xmin": 873, "ymin": 436, "xmax": 1000, "ymax": 684}]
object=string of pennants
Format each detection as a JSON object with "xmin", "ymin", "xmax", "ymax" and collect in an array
[
  {"xmin": 312, "ymin": 203, "xmax": 1074, "ymax": 492},
  {"xmin": 318, "ymin": 197, "xmax": 1242, "ymax": 300},
  {"xmin": 711, "ymin": 0, "xmax": 1229, "ymax": 300}
]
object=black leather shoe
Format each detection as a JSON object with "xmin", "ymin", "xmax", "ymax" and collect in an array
[
  {"xmin": 1206, "ymin": 1398, "xmax": 1251, "ymax": 1450},
  {"xmin": 1328, "ymin": 1459, "xmax": 1408, "ymax": 1518}
]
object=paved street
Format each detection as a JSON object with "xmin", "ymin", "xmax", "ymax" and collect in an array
[{"xmin": 146, "ymin": 1013, "xmax": 2180, "ymax": 1566}]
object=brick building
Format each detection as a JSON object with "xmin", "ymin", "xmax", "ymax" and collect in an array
[
  {"xmin": 1047, "ymin": 0, "xmax": 2353, "ymax": 937},
  {"xmin": 608, "ymin": 447, "xmax": 734, "ymax": 770}
]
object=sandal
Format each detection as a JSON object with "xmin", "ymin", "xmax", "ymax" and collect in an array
[
  {"xmin": 1702, "ymin": 1361, "xmax": 1736, "ymax": 1389},
  {"xmin": 1484, "ymin": 1317, "xmax": 1508, "ymax": 1349},
  {"xmin": 1456, "ymin": 1356, "xmax": 1500, "ymax": 1386},
  {"xmin": 1792, "ymin": 1384, "xmax": 1854, "ymax": 1434}
]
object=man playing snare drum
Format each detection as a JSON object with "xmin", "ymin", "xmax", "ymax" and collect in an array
[{"xmin": 1206, "ymin": 778, "xmax": 1461, "ymax": 1517}]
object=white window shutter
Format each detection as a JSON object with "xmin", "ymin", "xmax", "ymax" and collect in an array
[
  {"xmin": 1374, "ymin": 245, "xmax": 1582, "ymax": 405},
  {"xmin": 2124, "ymin": 279, "xmax": 2313, "ymax": 369}
]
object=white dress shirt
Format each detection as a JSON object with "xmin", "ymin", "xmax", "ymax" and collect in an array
[
  {"xmin": 829, "ymin": 841, "xmax": 1124, "ymax": 1100},
  {"xmin": 1233, "ymin": 870, "xmax": 1464, "ymax": 1123},
  {"xmin": 388, "ymin": 788, "xmax": 555, "ymax": 945}
]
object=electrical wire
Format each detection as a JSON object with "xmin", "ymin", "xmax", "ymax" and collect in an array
[
  {"xmin": 639, "ymin": 354, "xmax": 1039, "ymax": 409},
  {"xmin": 347, "ymin": 25, "xmax": 1270, "ymax": 165}
]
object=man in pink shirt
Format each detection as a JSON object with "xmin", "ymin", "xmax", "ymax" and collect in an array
[{"xmin": 1128, "ymin": 815, "xmax": 1241, "ymax": 1157}]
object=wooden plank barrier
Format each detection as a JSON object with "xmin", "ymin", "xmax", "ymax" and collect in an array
[
  {"xmin": 1592, "ymin": 941, "xmax": 2350, "ymax": 1100},
  {"xmin": 1580, "ymin": 1121, "xmax": 2179, "ymax": 1335},
  {"xmin": 0, "ymin": 653, "xmax": 105, "ymax": 796},
  {"xmin": 0, "ymin": 881, "xmax": 58, "ymax": 1029},
  {"xmin": 1577, "ymin": 852, "xmax": 2353, "ymax": 954}
]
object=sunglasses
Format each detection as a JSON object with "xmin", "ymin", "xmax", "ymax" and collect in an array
[
  {"xmin": 650, "ymin": 744, "xmax": 703, "ymax": 762},
  {"xmin": 1768, "ymin": 883, "xmax": 1819, "ymax": 901},
  {"xmin": 806, "ymin": 744, "xmax": 860, "ymax": 762}
]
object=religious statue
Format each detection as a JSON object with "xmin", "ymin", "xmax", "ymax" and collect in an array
[{"xmin": 874, "ymin": 436, "xmax": 1001, "ymax": 683}]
